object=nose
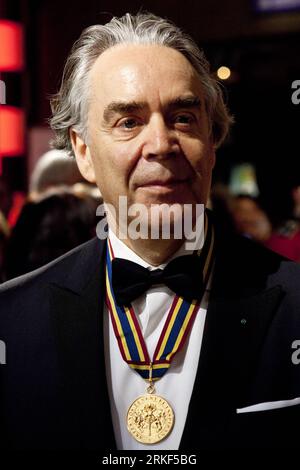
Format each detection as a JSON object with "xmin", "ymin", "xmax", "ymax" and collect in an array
[{"xmin": 142, "ymin": 115, "xmax": 179, "ymax": 160}]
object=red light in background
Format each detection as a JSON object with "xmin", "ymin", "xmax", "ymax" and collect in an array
[
  {"xmin": 0, "ymin": 20, "xmax": 24, "ymax": 71},
  {"xmin": 0, "ymin": 106, "xmax": 25, "ymax": 156}
]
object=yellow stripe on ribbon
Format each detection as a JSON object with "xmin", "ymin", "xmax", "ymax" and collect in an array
[
  {"xmin": 153, "ymin": 363, "xmax": 170, "ymax": 369},
  {"xmin": 156, "ymin": 297, "xmax": 184, "ymax": 361},
  {"xmin": 129, "ymin": 363, "xmax": 170, "ymax": 371}
]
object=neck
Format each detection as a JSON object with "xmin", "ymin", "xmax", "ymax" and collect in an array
[
  {"xmin": 106, "ymin": 205, "xmax": 205, "ymax": 265},
  {"xmin": 118, "ymin": 236, "xmax": 186, "ymax": 266}
]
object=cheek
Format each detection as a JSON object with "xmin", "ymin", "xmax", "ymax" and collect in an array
[
  {"xmin": 108, "ymin": 140, "xmax": 142, "ymax": 184},
  {"xmin": 90, "ymin": 138, "xmax": 139, "ymax": 192},
  {"xmin": 184, "ymin": 139, "xmax": 213, "ymax": 172}
]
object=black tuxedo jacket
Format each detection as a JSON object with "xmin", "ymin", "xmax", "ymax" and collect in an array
[{"xmin": 1, "ymin": 229, "xmax": 300, "ymax": 450}]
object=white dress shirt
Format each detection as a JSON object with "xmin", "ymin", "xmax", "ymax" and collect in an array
[{"xmin": 103, "ymin": 229, "xmax": 211, "ymax": 450}]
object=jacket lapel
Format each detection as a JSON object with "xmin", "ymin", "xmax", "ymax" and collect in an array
[{"xmin": 48, "ymin": 238, "xmax": 116, "ymax": 450}]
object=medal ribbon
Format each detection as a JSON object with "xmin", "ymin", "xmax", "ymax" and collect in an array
[{"xmin": 105, "ymin": 211, "xmax": 214, "ymax": 381}]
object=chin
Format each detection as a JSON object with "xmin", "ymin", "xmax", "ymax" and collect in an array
[{"xmin": 149, "ymin": 206, "xmax": 187, "ymax": 239}]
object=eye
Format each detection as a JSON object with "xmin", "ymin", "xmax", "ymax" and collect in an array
[
  {"xmin": 173, "ymin": 114, "xmax": 195, "ymax": 125},
  {"xmin": 118, "ymin": 118, "xmax": 140, "ymax": 129}
]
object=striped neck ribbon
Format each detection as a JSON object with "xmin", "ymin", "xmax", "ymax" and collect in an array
[{"xmin": 105, "ymin": 210, "xmax": 215, "ymax": 382}]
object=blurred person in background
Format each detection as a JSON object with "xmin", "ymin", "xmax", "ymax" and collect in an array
[
  {"xmin": 29, "ymin": 148, "xmax": 92, "ymax": 199},
  {"xmin": 266, "ymin": 177, "xmax": 300, "ymax": 262},
  {"xmin": 0, "ymin": 177, "xmax": 26, "ymax": 230},
  {"xmin": 209, "ymin": 187, "xmax": 272, "ymax": 244},
  {"xmin": 209, "ymin": 183, "xmax": 236, "ymax": 235},
  {"xmin": 4, "ymin": 187, "xmax": 102, "ymax": 280},
  {"xmin": 2, "ymin": 148, "xmax": 103, "ymax": 280},
  {"xmin": 0, "ymin": 178, "xmax": 12, "ymax": 219},
  {"xmin": 229, "ymin": 195, "xmax": 272, "ymax": 244},
  {"xmin": 291, "ymin": 182, "xmax": 300, "ymax": 220}
]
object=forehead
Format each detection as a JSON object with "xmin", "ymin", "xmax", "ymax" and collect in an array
[{"xmin": 88, "ymin": 44, "xmax": 205, "ymax": 107}]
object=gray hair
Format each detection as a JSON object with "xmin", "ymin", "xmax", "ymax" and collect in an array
[{"xmin": 50, "ymin": 12, "xmax": 233, "ymax": 156}]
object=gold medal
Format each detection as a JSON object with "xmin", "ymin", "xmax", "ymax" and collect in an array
[
  {"xmin": 127, "ymin": 365, "xmax": 175, "ymax": 444},
  {"xmin": 127, "ymin": 393, "xmax": 174, "ymax": 444}
]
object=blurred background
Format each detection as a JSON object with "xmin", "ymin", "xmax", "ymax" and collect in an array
[{"xmin": 1, "ymin": 0, "xmax": 300, "ymax": 280}]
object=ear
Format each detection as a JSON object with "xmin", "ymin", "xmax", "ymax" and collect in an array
[{"xmin": 70, "ymin": 129, "xmax": 96, "ymax": 183}]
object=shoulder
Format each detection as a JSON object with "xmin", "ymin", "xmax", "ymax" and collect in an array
[
  {"xmin": 0, "ymin": 237, "xmax": 106, "ymax": 301},
  {"xmin": 213, "ymin": 229, "xmax": 300, "ymax": 298},
  {"xmin": 236, "ymin": 235, "xmax": 300, "ymax": 285}
]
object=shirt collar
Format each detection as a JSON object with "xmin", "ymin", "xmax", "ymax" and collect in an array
[{"xmin": 108, "ymin": 226, "xmax": 204, "ymax": 270}]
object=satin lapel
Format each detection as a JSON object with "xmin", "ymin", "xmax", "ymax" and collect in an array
[
  {"xmin": 180, "ymin": 233, "xmax": 285, "ymax": 449},
  {"xmin": 49, "ymin": 238, "xmax": 116, "ymax": 450}
]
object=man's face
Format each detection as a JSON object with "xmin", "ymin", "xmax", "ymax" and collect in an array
[{"xmin": 72, "ymin": 44, "xmax": 215, "ymax": 230}]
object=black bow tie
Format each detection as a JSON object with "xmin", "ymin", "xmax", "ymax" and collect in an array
[{"xmin": 111, "ymin": 254, "xmax": 205, "ymax": 306}]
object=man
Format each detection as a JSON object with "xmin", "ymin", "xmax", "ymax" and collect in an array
[{"xmin": 1, "ymin": 12, "xmax": 300, "ymax": 450}]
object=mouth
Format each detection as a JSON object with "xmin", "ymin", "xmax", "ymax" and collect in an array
[{"xmin": 139, "ymin": 178, "xmax": 188, "ymax": 190}]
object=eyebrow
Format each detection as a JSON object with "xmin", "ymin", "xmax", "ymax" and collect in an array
[
  {"xmin": 102, "ymin": 95, "xmax": 202, "ymax": 123},
  {"xmin": 167, "ymin": 96, "xmax": 201, "ymax": 110},
  {"xmin": 103, "ymin": 101, "xmax": 147, "ymax": 123}
]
